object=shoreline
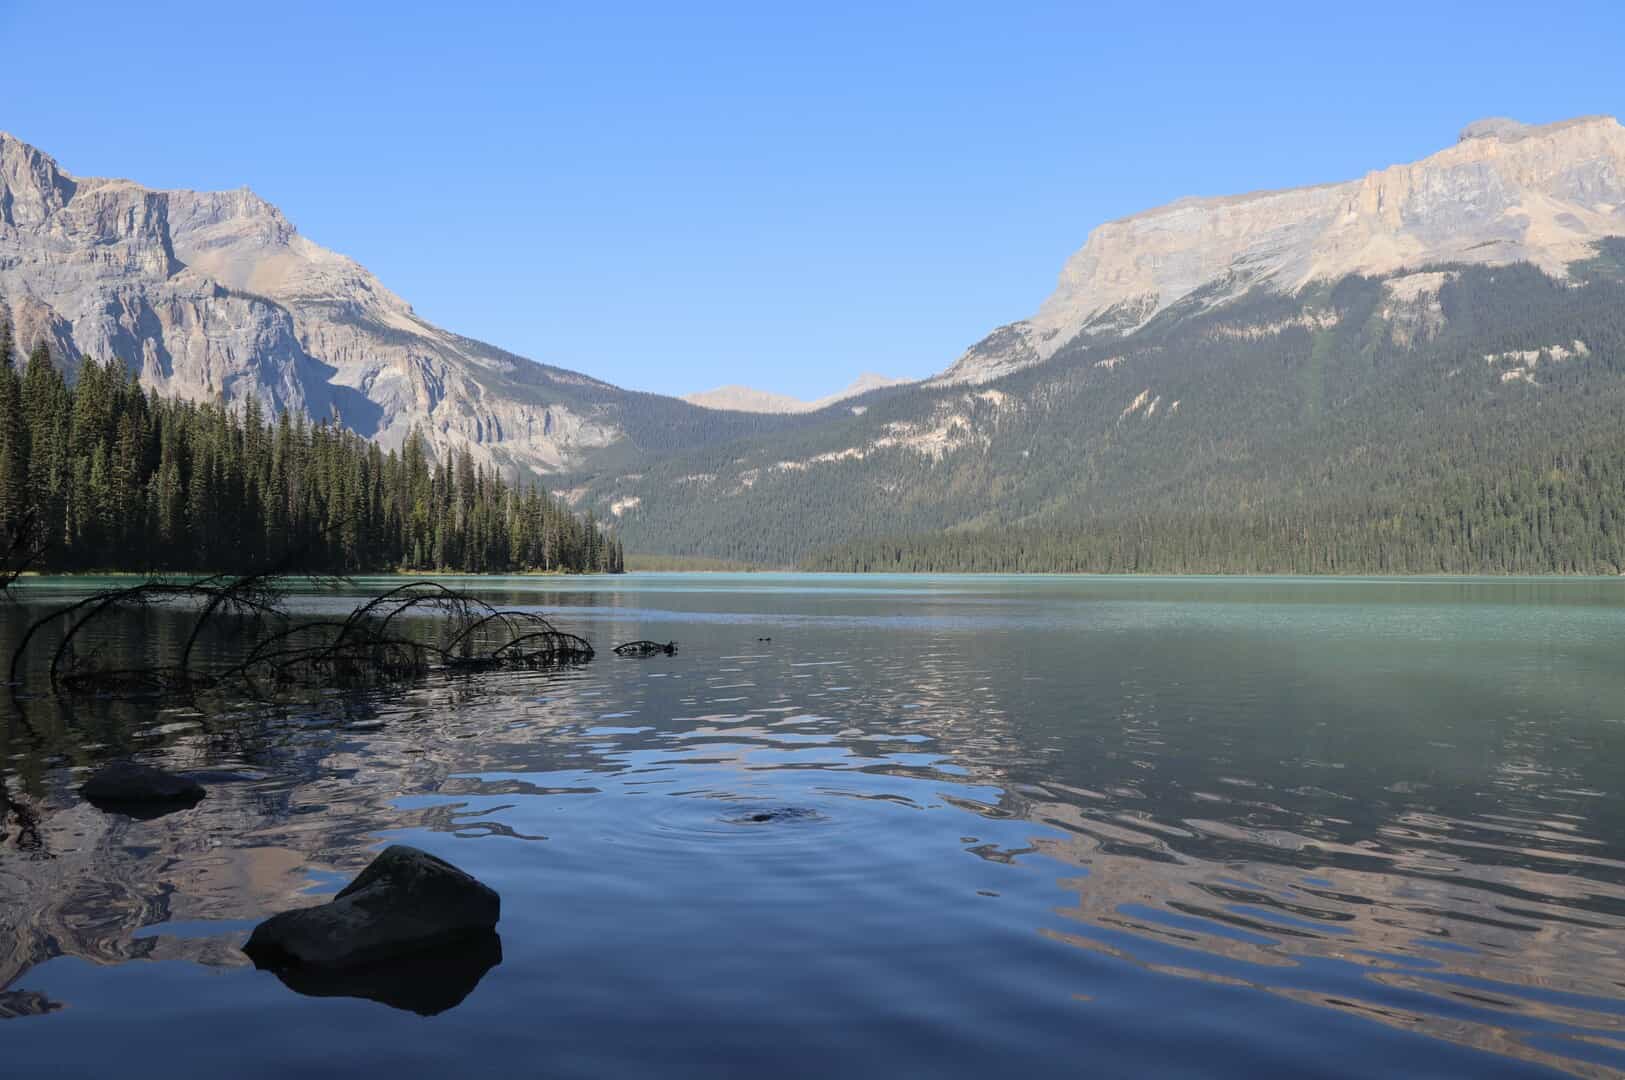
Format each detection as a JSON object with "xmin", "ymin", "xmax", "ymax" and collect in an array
[{"xmin": 9, "ymin": 568, "xmax": 1623, "ymax": 582}]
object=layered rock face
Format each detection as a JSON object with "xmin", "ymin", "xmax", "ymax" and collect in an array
[
  {"xmin": 940, "ymin": 116, "xmax": 1625, "ymax": 384},
  {"xmin": 0, "ymin": 132, "xmax": 618, "ymax": 472}
]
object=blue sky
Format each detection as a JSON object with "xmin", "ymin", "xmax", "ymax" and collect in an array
[{"xmin": 2, "ymin": 1, "xmax": 1620, "ymax": 399}]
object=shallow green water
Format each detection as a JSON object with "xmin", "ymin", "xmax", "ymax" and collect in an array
[{"xmin": 3, "ymin": 574, "xmax": 1624, "ymax": 1076}]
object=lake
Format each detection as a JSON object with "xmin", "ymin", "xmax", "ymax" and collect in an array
[{"xmin": 3, "ymin": 573, "xmax": 1624, "ymax": 1077}]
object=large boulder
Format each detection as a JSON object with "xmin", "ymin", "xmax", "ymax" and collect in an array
[
  {"xmin": 80, "ymin": 762, "xmax": 205, "ymax": 807},
  {"xmin": 243, "ymin": 845, "xmax": 500, "ymax": 971}
]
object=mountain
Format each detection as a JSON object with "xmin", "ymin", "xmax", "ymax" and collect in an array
[
  {"xmin": 0, "ymin": 132, "xmax": 798, "ymax": 474},
  {"xmin": 574, "ymin": 116, "xmax": 1625, "ymax": 570},
  {"xmin": 937, "ymin": 115, "xmax": 1625, "ymax": 385},
  {"xmin": 6, "ymin": 118, "xmax": 1625, "ymax": 572},
  {"xmin": 683, "ymin": 373, "xmax": 909, "ymax": 414}
]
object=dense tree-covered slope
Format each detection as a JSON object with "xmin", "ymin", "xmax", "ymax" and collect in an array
[
  {"xmin": 576, "ymin": 248, "xmax": 1625, "ymax": 572},
  {"xmin": 0, "ymin": 333, "xmax": 624, "ymax": 574}
]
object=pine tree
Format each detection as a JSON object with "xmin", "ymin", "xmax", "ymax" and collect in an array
[{"xmin": 0, "ymin": 359, "xmax": 28, "ymax": 533}]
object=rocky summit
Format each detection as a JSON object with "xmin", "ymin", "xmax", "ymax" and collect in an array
[{"xmin": 938, "ymin": 116, "xmax": 1625, "ymax": 384}]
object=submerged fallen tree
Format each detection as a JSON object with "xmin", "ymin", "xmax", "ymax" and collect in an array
[
  {"xmin": 218, "ymin": 582, "xmax": 594, "ymax": 693},
  {"xmin": 10, "ymin": 575, "xmax": 595, "ymax": 700}
]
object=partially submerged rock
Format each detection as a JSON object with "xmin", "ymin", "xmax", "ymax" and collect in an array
[
  {"xmin": 80, "ymin": 762, "xmax": 205, "ymax": 807},
  {"xmin": 724, "ymin": 806, "xmax": 823, "ymax": 825},
  {"xmin": 0, "ymin": 988, "xmax": 65, "ymax": 1019},
  {"xmin": 243, "ymin": 845, "xmax": 500, "ymax": 971}
]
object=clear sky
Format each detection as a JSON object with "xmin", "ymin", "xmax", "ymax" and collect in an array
[{"xmin": 2, "ymin": 1, "xmax": 1620, "ymax": 399}]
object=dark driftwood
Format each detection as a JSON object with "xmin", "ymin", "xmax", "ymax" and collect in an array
[{"xmin": 613, "ymin": 640, "xmax": 678, "ymax": 657}]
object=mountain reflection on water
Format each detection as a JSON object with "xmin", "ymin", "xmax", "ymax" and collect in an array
[{"xmin": 3, "ymin": 574, "xmax": 1625, "ymax": 1077}]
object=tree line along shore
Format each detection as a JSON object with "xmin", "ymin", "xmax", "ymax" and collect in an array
[{"xmin": 0, "ymin": 329, "xmax": 624, "ymax": 576}]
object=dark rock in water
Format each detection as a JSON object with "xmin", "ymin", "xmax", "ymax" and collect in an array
[
  {"xmin": 243, "ymin": 845, "xmax": 500, "ymax": 971},
  {"xmin": 80, "ymin": 761, "xmax": 205, "ymax": 812},
  {"xmin": 263, "ymin": 931, "xmax": 503, "ymax": 1016},
  {"xmin": 0, "ymin": 988, "xmax": 65, "ymax": 1019},
  {"xmin": 725, "ymin": 806, "xmax": 822, "ymax": 825}
]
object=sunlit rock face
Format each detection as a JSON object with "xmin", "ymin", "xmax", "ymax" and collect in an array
[
  {"xmin": 0, "ymin": 132, "xmax": 619, "ymax": 473},
  {"xmin": 938, "ymin": 116, "xmax": 1625, "ymax": 384}
]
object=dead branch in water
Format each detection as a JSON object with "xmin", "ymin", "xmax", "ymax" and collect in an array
[
  {"xmin": 7, "ymin": 578, "xmax": 284, "ymax": 695},
  {"xmin": 0, "ymin": 510, "xmax": 47, "ymax": 596},
  {"xmin": 613, "ymin": 640, "xmax": 678, "ymax": 657},
  {"xmin": 12, "ymin": 576, "xmax": 594, "ymax": 700}
]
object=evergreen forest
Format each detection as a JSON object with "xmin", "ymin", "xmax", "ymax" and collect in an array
[{"xmin": 0, "ymin": 330, "xmax": 624, "ymax": 575}]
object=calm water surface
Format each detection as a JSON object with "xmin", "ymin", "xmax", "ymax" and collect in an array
[{"xmin": 3, "ymin": 574, "xmax": 1625, "ymax": 1077}]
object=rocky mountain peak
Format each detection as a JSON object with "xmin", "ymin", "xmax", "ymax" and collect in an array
[
  {"xmin": 938, "ymin": 114, "xmax": 1625, "ymax": 385},
  {"xmin": 1458, "ymin": 117, "xmax": 1534, "ymax": 142},
  {"xmin": 0, "ymin": 131, "xmax": 76, "ymax": 227},
  {"xmin": 166, "ymin": 185, "xmax": 297, "ymax": 247},
  {"xmin": 1457, "ymin": 115, "xmax": 1615, "ymax": 143},
  {"xmin": 0, "ymin": 132, "xmax": 624, "ymax": 473}
]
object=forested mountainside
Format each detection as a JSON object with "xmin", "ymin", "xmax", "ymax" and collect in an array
[
  {"xmin": 0, "ymin": 332, "xmax": 623, "ymax": 574},
  {"xmin": 563, "ymin": 116, "xmax": 1625, "ymax": 571},
  {"xmin": 584, "ymin": 248, "xmax": 1625, "ymax": 572}
]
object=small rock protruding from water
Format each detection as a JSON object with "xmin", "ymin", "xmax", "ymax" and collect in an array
[
  {"xmin": 243, "ymin": 845, "xmax": 500, "ymax": 972},
  {"xmin": 0, "ymin": 988, "xmax": 65, "ymax": 1019},
  {"xmin": 725, "ymin": 806, "xmax": 822, "ymax": 826},
  {"xmin": 80, "ymin": 761, "xmax": 205, "ymax": 810}
]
